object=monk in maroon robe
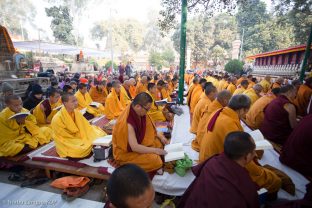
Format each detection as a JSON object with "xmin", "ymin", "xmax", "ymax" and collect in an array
[
  {"xmin": 178, "ymin": 131, "xmax": 259, "ymax": 208},
  {"xmin": 280, "ymin": 114, "xmax": 312, "ymax": 178}
]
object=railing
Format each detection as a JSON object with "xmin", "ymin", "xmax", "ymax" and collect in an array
[{"xmin": 251, "ymin": 64, "xmax": 300, "ymax": 77}]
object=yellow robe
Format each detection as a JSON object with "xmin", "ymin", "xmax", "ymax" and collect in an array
[
  {"xmin": 0, "ymin": 108, "xmax": 52, "ymax": 157},
  {"xmin": 89, "ymin": 86, "xmax": 108, "ymax": 105},
  {"xmin": 161, "ymin": 88, "xmax": 172, "ymax": 102},
  {"xmin": 248, "ymin": 81, "xmax": 256, "ymax": 89},
  {"xmin": 112, "ymin": 105, "xmax": 163, "ymax": 172},
  {"xmin": 135, "ymin": 82, "xmax": 147, "ymax": 95},
  {"xmin": 51, "ymin": 107, "xmax": 106, "ymax": 158},
  {"xmin": 236, "ymin": 77, "xmax": 247, "ymax": 85},
  {"xmin": 260, "ymin": 79, "xmax": 271, "ymax": 93},
  {"xmin": 217, "ymin": 79, "xmax": 226, "ymax": 92},
  {"xmin": 189, "ymin": 84, "xmax": 203, "ymax": 113},
  {"xmin": 129, "ymin": 85, "xmax": 136, "ymax": 99},
  {"xmin": 233, "ymin": 87, "xmax": 246, "ymax": 95},
  {"xmin": 190, "ymin": 95, "xmax": 212, "ymax": 134},
  {"xmin": 104, "ymin": 88, "xmax": 125, "ymax": 120},
  {"xmin": 75, "ymin": 90, "xmax": 105, "ymax": 117},
  {"xmin": 243, "ymin": 88, "xmax": 260, "ymax": 105},
  {"xmin": 146, "ymin": 91, "xmax": 166, "ymax": 122},
  {"xmin": 294, "ymin": 84, "xmax": 312, "ymax": 116},
  {"xmin": 199, "ymin": 107, "xmax": 281, "ymax": 193},
  {"xmin": 32, "ymin": 100, "xmax": 62, "ymax": 127},
  {"xmin": 246, "ymin": 94, "xmax": 276, "ymax": 129},
  {"xmin": 222, "ymin": 81, "xmax": 229, "ymax": 91},
  {"xmin": 120, "ymin": 86, "xmax": 132, "ymax": 108},
  {"xmin": 226, "ymin": 83, "xmax": 237, "ymax": 95}
]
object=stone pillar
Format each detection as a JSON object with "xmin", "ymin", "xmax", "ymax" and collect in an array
[{"xmin": 232, "ymin": 40, "xmax": 241, "ymax": 60}]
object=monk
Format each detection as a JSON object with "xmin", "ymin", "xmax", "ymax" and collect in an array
[
  {"xmin": 236, "ymin": 74, "xmax": 247, "ymax": 86},
  {"xmin": 104, "ymin": 81, "xmax": 125, "ymax": 120},
  {"xmin": 0, "ymin": 82, "xmax": 14, "ymax": 111},
  {"xmin": 120, "ymin": 80, "xmax": 132, "ymax": 108},
  {"xmin": 75, "ymin": 83, "xmax": 105, "ymax": 117},
  {"xmin": 146, "ymin": 83, "xmax": 167, "ymax": 122},
  {"xmin": 294, "ymin": 77, "xmax": 312, "ymax": 116},
  {"xmin": 128, "ymin": 78, "xmax": 137, "ymax": 99},
  {"xmin": 191, "ymin": 90, "xmax": 231, "ymax": 152},
  {"xmin": 179, "ymin": 132, "xmax": 259, "ymax": 208},
  {"xmin": 259, "ymin": 75, "xmax": 271, "ymax": 93},
  {"xmin": 246, "ymin": 88, "xmax": 280, "ymax": 129},
  {"xmin": 233, "ymin": 80, "xmax": 249, "ymax": 95},
  {"xmin": 188, "ymin": 78, "xmax": 207, "ymax": 114},
  {"xmin": 260, "ymin": 84, "xmax": 298, "ymax": 145},
  {"xmin": 89, "ymin": 80, "xmax": 108, "ymax": 105},
  {"xmin": 186, "ymin": 77, "xmax": 199, "ymax": 104},
  {"xmin": 248, "ymin": 77, "xmax": 257, "ymax": 89},
  {"xmin": 33, "ymin": 88, "xmax": 62, "ymax": 127},
  {"xmin": 51, "ymin": 93, "xmax": 106, "ymax": 158},
  {"xmin": 105, "ymin": 164, "xmax": 156, "ymax": 208},
  {"xmin": 155, "ymin": 80, "xmax": 165, "ymax": 101},
  {"xmin": 217, "ymin": 75, "xmax": 228, "ymax": 92},
  {"xmin": 0, "ymin": 95, "xmax": 52, "ymax": 157},
  {"xmin": 271, "ymin": 77, "xmax": 284, "ymax": 90},
  {"xmin": 280, "ymin": 113, "xmax": 312, "ymax": 178},
  {"xmin": 190, "ymin": 83, "xmax": 217, "ymax": 134},
  {"xmin": 243, "ymin": 84, "xmax": 263, "ymax": 105},
  {"xmin": 199, "ymin": 94, "xmax": 281, "ymax": 193},
  {"xmin": 112, "ymin": 92, "xmax": 168, "ymax": 172},
  {"xmin": 135, "ymin": 76, "xmax": 148, "ymax": 95},
  {"xmin": 226, "ymin": 77, "xmax": 237, "ymax": 95}
]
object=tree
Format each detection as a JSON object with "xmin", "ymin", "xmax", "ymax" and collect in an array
[
  {"xmin": 149, "ymin": 51, "xmax": 164, "ymax": 70},
  {"xmin": 46, "ymin": 6, "xmax": 76, "ymax": 44},
  {"xmin": 224, "ymin": 59, "xmax": 243, "ymax": 75},
  {"xmin": 105, "ymin": 61, "xmax": 118, "ymax": 71},
  {"xmin": 210, "ymin": 45, "xmax": 227, "ymax": 65},
  {"xmin": 0, "ymin": 0, "xmax": 36, "ymax": 39}
]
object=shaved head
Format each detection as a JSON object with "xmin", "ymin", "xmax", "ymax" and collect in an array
[
  {"xmin": 253, "ymin": 84, "xmax": 263, "ymax": 94},
  {"xmin": 217, "ymin": 90, "xmax": 232, "ymax": 107}
]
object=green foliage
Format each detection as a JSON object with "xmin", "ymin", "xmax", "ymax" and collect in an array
[
  {"xmin": 224, "ymin": 59, "xmax": 243, "ymax": 75},
  {"xmin": 45, "ymin": 6, "xmax": 76, "ymax": 45},
  {"xmin": 149, "ymin": 48, "xmax": 175, "ymax": 70},
  {"xmin": 104, "ymin": 61, "xmax": 118, "ymax": 71}
]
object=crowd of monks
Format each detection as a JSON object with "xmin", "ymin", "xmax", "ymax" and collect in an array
[{"xmin": 0, "ymin": 69, "xmax": 311, "ymax": 206}]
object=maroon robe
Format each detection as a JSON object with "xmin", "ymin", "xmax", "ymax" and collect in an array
[
  {"xmin": 178, "ymin": 153, "xmax": 259, "ymax": 208},
  {"xmin": 260, "ymin": 95, "xmax": 293, "ymax": 145},
  {"xmin": 280, "ymin": 114, "xmax": 312, "ymax": 178}
]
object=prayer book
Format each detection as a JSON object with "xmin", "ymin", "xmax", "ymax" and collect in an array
[
  {"xmin": 155, "ymin": 98, "xmax": 176, "ymax": 106},
  {"xmin": 80, "ymin": 108, "xmax": 87, "ymax": 115},
  {"xmin": 108, "ymin": 119, "xmax": 117, "ymax": 125},
  {"xmin": 90, "ymin": 101, "xmax": 100, "ymax": 108},
  {"xmin": 156, "ymin": 127, "xmax": 169, "ymax": 133},
  {"xmin": 164, "ymin": 143, "xmax": 185, "ymax": 162},
  {"xmin": 93, "ymin": 135, "xmax": 113, "ymax": 147},
  {"xmin": 8, "ymin": 112, "xmax": 30, "ymax": 120},
  {"xmin": 53, "ymin": 105, "xmax": 63, "ymax": 111},
  {"xmin": 249, "ymin": 130, "xmax": 273, "ymax": 150}
]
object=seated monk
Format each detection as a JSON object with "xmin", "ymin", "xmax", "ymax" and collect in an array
[
  {"xmin": 199, "ymin": 94, "xmax": 281, "ymax": 193},
  {"xmin": 104, "ymin": 81, "xmax": 125, "ymax": 120},
  {"xmin": 135, "ymin": 76, "xmax": 148, "ymax": 95},
  {"xmin": 191, "ymin": 90, "xmax": 231, "ymax": 151},
  {"xmin": 120, "ymin": 80, "xmax": 132, "ymax": 108},
  {"xmin": 33, "ymin": 88, "xmax": 62, "ymax": 127},
  {"xmin": 233, "ymin": 80, "xmax": 249, "ymax": 95},
  {"xmin": 280, "ymin": 113, "xmax": 312, "ymax": 178},
  {"xmin": 271, "ymin": 77, "xmax": 284, "ymax": 90},
  {"xmin": 259, "ymin": 75, "xmax": 271, "ymax": 93},
  {"xmin": 89, "ymin": 80, "xmax": 108, "ymax": 105},
  {"xmin": 243, "ymin": 84, "xmax": 263, "ymax": 105},
  {"xmin": 51, "ymin": 93, "xmax": 106, "ymax": 158},
  {"xmin": 146, "ymin": 83, "xmax": 172, "ymax": 122},
  {"xmin": 128, "ymin": 78, "xmax": 136, "ymax": 99},
  {"xmin": 260, "ymin": 84, "xmax": 297, "ymax": 145},
  {"xmin": 246, "ymin": 88, "xmax": 280, "ymax": 129},
  {"xmin": 105, "ymin": 164, "xmax": 155, "ymax": 208},
  {"xmin": 190, "ymin": 83, "xmax": 217, "ymax": 134},
  {"xmin": 179, "ymin": 132, "xmax": 259, "ymax": 208},
  {"xmin": 112, "ymin": 92, "xmax": 167, "ymax": 172},
  {"xmin": 189, "ymin": 78, "xmax": 207, "ymax": 115},
  {"xmin": 0, "ymin": 95, "xmax": 52, "ymax": 157},
  {"xmin": 236, "ymin": 74, "xmax": 247, "ymax": 86},
  {"xmin": 226, "ymin": 77, "xmax": 237, "ymax": 95},
  {"xmin": 75, "ymin": 83, "xmax": 105, "ymax": 117},
  {"xmin": 293, "ymin": 77, "xmax": 312, "ymax": 116}
]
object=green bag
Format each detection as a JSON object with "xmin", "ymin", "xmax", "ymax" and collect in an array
[{"xmin": 174, "ymin": 154, "xmax": 193, "ymax": 177}]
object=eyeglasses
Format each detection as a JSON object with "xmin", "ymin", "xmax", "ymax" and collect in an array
[{"xmin": 140, "ymin": 104, "xmax": 150, "ymax": 112}]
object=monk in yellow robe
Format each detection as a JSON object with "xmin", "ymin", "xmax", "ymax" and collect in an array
[
  {"xmin": 199, "ymin": 94, "xmax": 281, "ymax": 193},
  {"xmin": 112, "ymin": 92, "xmax": 168, "ymax": 172},
  {"xmin": 217, "ymin": 78, "xmax": 226, "ymax": 92},
  {"xmin": 135, "ymin": 76, "xmax": 148, "ymax": 95},
  {"xmin": 190, "ymin": 83, "xmax": 217, "ymax": 134},
  {"xmin": 247, "ymin": 76, "xmax": 256, "ymax": 89},
  {"xmin": 293, "ymin": 77, "xmax": 312, "ymax": 116},
  {"xmin": 120, "ymin": 80, "xmax": 132, "ymax": 108},
  {"xmin": 89, "ymin": 80, "xmax": 108, "ymax": 105},
  {"xmin": 186, "ymin": 77, "xmax": 199, "ymax": 105},
  {"xmin": 271, "ymin": 77, "xmax": 284, "ymax": 90},
  {"xmin": 233, "ymin": 80, "xmax": 249, "ymax": 95},
  {"xmin": 243, "ymin": 84, "xmax": 263, "ymax": 105},
  {"xmin": 33, "ymin": 88, "xmax": 62, "ymax": 127},
  {"xmin": 189, "ymin": 78, "xmax": 207, "ymax": 114},
  {"xmin": 104, "ymin": 81, "xmax": 125, "ymax": 120},
  {"xmin": 236, "ymin": 74, "xmax": 247, "ymax": 86},
  {"xmin": 226, "ymin": 77, "xmax": 237, "ymax": 95},
  {"xmin": 128, "ymin": 78, "xmax": 137, "ymax": 99},
  {"xmin": 191, "ymin": 90, "xmax": 231, "ymax": 151},
  {"xmin": 222, "ymin": 78, "xmax": 230, "ymax": 90},
  {"xmin": 51, "ymin": 93, "xmax": 106, "ymax": 158},
  {"xmin": 146, "ymin": 83, "xmax": 167, "ymax": 122},
  {"xmin": 246, "ymin": 88, "xmax": 280, "ymax": 129},
  {"xmin": 75, "ymin": 83, "xmax": 105, "ymax": 117},
  {"xmin": 0, "ymin": 95, "xmax": 52, "ymax": 157},
  {"xmin": 259, "ymin": 75, "xmax": 271, "ymax": 93}
]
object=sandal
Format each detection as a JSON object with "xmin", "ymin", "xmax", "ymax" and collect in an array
[{"xmin": 62, "ymin": 185, "xmax": 90, "ymax": 201}]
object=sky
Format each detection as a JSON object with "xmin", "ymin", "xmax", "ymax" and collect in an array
[{"xmin": 28, "ymin": 0, "xmax": 272, "ymax": 48}]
